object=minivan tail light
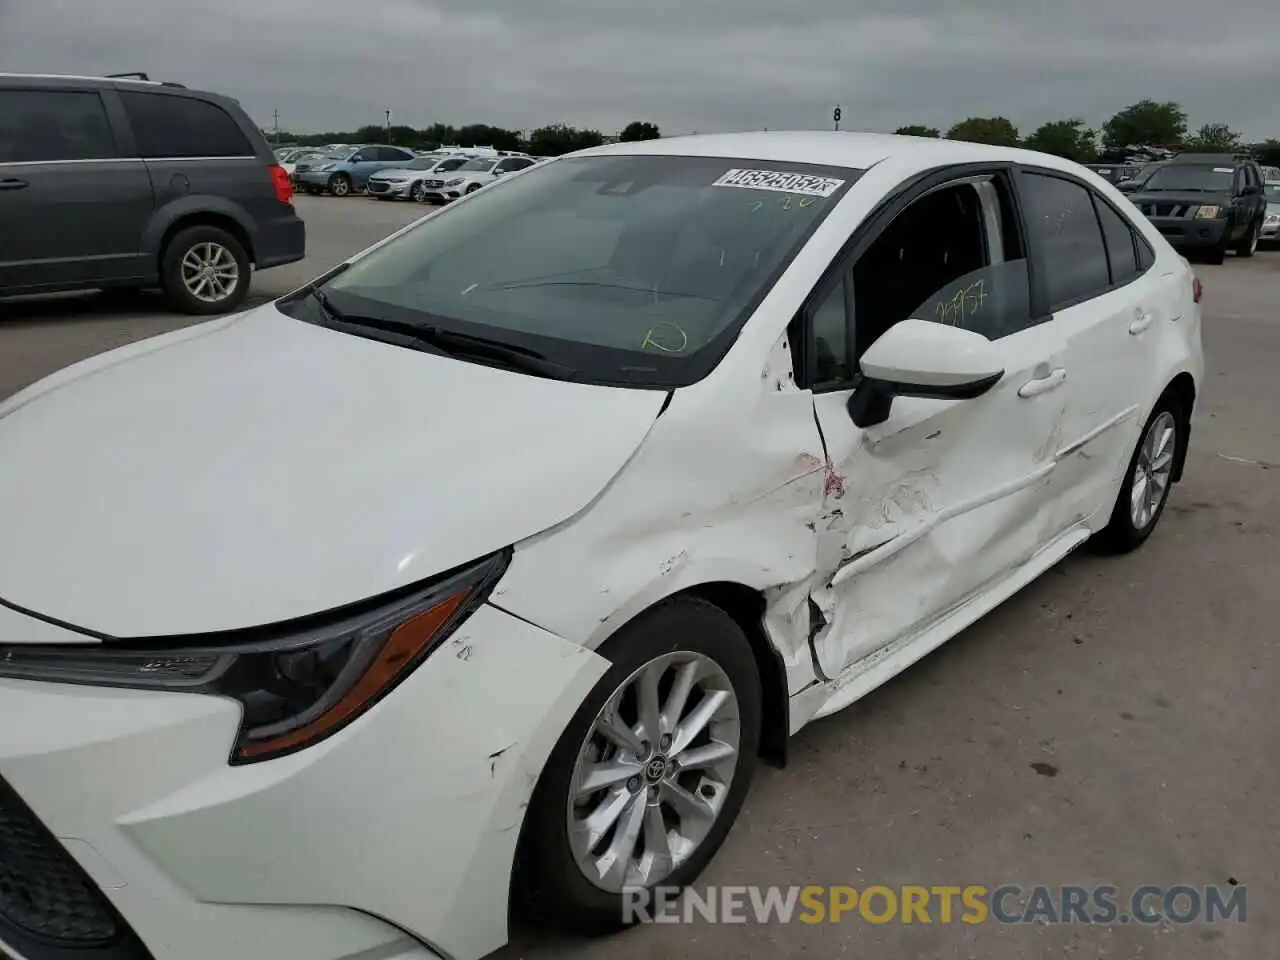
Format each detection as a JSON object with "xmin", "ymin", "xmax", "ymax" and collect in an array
[{"xmin": 269, "ymin": 163, "xmax": 293, "ymax": 204}]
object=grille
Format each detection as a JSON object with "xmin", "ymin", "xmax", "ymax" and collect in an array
[
  {"xmin": 0, "ymin": 777, "xmax": 156, "ymax": 960},
  {"xmin": 423, "ymin": 179, "xmax": 444, "ymax": 188},
  {"xmin": 1142, "ymin": 202, "xmax": 1190, "ymax": 218},
  {"xmin": 367, "ymin": 180, "xmax": 390, "ymax": 193}
]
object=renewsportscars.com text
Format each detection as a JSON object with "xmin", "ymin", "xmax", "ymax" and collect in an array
[{"xmin": 623, "ymin": 884, "xmax": 1247, "ymax": 925}]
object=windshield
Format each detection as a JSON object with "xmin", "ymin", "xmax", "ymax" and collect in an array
[
  {"xmin": 405, "ymin": 157, "xmax": 440, "ymax": 170},
  {"xmin": 458, "ymin": 158, "xmax": 497, "ymax": 172},
  {"xmin": 1142, "ymin": 164, "xmax": 1234, "ymax": 192},
  {"xmin": 284, "ymin": 154, "xmax": 857, "ymax": 387}
]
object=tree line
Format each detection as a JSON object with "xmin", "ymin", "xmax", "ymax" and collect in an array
[
  {"xmin": 271, "ymin": 120, "xmax": 662, "ymax": 156},
  {"xmin": 271, "ymin": 101, "xmax": 1280, "ymax": 167},
  {"xmin": 894, "ymin": 100, "xmax": 1280, "ymax": 166}
]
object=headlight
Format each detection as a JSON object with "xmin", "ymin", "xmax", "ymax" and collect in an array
[
  {"xmin": 1193, "ymin": 205, "xmax": 1223, "ymax": 219},
  {"xmin": 0, "ymin": 551, "xmax": 508, "ymax": 764},
  {"xmin": 1266, "ymin": 213, "xmax": 1280, "ymax": 224},
  {"xmin": 445, "ymin": 178, "xmax": 465, "ymax": 187}
]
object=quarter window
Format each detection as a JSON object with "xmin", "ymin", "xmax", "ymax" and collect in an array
[
  {"xmin": 0, "ymin": 90, "xmax": 117, "ymax": 163},
  {"xmin": 120, "ymin": 92, "xmax": 253, "ymax": 158},
  {"xmin": 1093, "ymin": 196, "xmax": 1140, "ymax": 286},
  {"xmin": 1020, "ymin": 172, "xmax": 1111, "ymax": 310}
]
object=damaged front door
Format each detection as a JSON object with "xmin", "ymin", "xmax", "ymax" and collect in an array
[{"xmin": 801, "ymin": 171, "xmax": 1070, "ymax": 681}]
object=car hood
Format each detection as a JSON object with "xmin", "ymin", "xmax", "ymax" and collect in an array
[
  {"xmin": 369, "ymin": 167, "xmax": 430, "ymax": 179},
  {"xmin": 1130, "ymin": 190, "xmax": 1229, "ymax": 208},
  {"xmin": 0, "ymin": 305, "xmax": 666, "ymax": 639}
]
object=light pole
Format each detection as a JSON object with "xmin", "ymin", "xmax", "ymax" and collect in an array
[
  {"xmin": 385, "ymin": 109, "xmax": 392, "ymax": 142},
  {"xmin": 272, "ymin": 109, "xmax": 280, "ymax": 143}
]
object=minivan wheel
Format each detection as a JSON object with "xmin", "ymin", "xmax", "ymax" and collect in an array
[
  {"xmin": 1093, "ymin": 399, "xmax": 1182, "ymax": 554},
  {"xmin": 328, "ymin": 173, "xmax": 352, "ymax": 197},
  {"xmin": 516, "ymin": 597, "xmax": 761, "ymax": 934},
  {"xmin": 160, "ymin": 226, "xmax": 250, "ymax": 315},
  {"xmin": 1235, "ymin": 219, "xmax": 1260, "ymax": 258}
]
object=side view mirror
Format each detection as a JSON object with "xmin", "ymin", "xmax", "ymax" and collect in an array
[
  {"xmin": 1241, "ymin": 183, "xmax": 1262, "ymax": 197},
  {"xmin": 1117, "ymin": 181, "xmax": 1140, "ymax": 193},
  {"xmin": 847, "ymin": 318, "xmax": 1005, "ymax": 428}
]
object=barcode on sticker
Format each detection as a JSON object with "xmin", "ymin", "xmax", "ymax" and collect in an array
[{"xmin": 712, "ymin": 169, "xmax": 845, "ymax": 198}]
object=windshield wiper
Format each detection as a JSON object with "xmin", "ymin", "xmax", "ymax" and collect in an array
[{"xmin": 312, "ymin": 291, "xmax": 576, "ymax": 379}]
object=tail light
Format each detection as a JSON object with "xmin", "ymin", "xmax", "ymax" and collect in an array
[{"xmin": 268, "ymin": 163, "xmax": 294, "ymax": 204}]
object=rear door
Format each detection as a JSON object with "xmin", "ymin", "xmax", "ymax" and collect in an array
[
  {"xmin": 1015, "ymin": 169, "xmax": 1154, "ymax": 536},
  {"xmin": 118, "ymin": 90, "xmax": 263, "ymax": 219},
  {"xmin": 0, "ymin": 85, "xmax": 154, "ymax": 292}
]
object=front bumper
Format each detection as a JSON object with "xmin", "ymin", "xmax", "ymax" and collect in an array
[
  {"xmin": 0, "ymin": 602, "xmax": 608, "ymax": 960},
  {"xmin": 1146, "ymin": 216, "xmax": 1229, "ymax": 249},
  {"xmin": 367, "ymin": 180, "xmax": 413, "ymax": 199},
  {"xmin": 294, "ymin": 170, "xmax": 338, "ymax": 187}
]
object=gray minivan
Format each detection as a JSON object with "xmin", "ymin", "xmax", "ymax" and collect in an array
[{"xmin": 0, "ymin": 73, "xmax": 305, "ymax": 314}]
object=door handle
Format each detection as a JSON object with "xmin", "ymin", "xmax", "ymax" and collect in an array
[
  {"xmin": 1129, "ymin": 309, "xmax": 1154, "ymax": 335},
  {"xmin": 1018, "ymin": 366, "xmax": 1067, "ymax": 398},
  {"xmin": 0, "ymin": 178, "xmax": 28, "ymax": 191}
]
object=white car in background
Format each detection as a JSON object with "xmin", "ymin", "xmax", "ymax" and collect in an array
[
  {"xmin": 1262, "ymin": 180, "xmax": 1280, "ymax": 246},
  {"xmin": 366, "ymin": 152, "xmax": 474, "ymax": 202},
  {"xmin": 0, "ymin": 132, "xmax": 1202, "ymax": 960},
  {"xmin": 420, "ymin": 153, "xmax": 537, "ymax": 202}
]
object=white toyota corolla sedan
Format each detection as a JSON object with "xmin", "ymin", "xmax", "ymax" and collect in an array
[{"xmin": 0, "ymin": 132, "xmax": 1202, "ymax": 960}]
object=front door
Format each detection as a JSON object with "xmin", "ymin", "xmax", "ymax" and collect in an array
[
  {"xmin": 804, "ymin": 171, "xmax": 1070, "ymax": 680},
  {"xmin": 0, "ymin": 87, "xmax": 154, "ymax": 291}
]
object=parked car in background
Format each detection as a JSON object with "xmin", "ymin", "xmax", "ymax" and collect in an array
[
  {"xmin": 0, "ymin": 72, "xmax": 304, "ymax": 314},
  {"xmin": 1086, "ymin": 163, "xmax": 1138, "ymax": 185},
  {"xmin": 293, "ymin": 144, "xmax": 417, "ymax": 196},
  {"xmin": 366, "ymin": 152, "xmax": 475, "ymax": 201},
  {"xmin": 419, "ymin": 153, "xmax": 536, "ymax": 202},
  {"xmin": 0, "ymin": 131, "xmax": 1202, "ymax": 960},
  {"xmin": 1261, "ymin": 180, "xmax": 1280, "ymax": 246},
  {"xmin": 280, "ymin": 149, "xmax": 325, "ymax": 180},
  {"xmin": 1117, "ymin": 160, "xmax": 1168, "ymax": 193},
  {"xmin": 1127, "ymin": 153, "xmax": 1267, "ymax": 263}
]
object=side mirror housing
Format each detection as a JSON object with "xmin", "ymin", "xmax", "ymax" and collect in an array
[
  {"xmin": 1241, "ymin": 183, "xmax": 1262, "ymax": 197},
  {"xmin": 1117, "ymin": 180, "xmax": 1140, "ymax": 193},
  {"xmin": 847, "ymin": 318, "xmax": 1005, "ymax": 428}
]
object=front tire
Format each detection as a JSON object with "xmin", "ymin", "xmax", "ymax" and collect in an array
[
  {"xmin": 517, "ymin": 597, "xmax": 761, "ymax": 934},
  {"xmin": 410, "ymin": 181, "xmax": 426, "ymax": 202},
  {"xmin": 1234, "ymin": 219, "xmax": 1261, "ymax": 258},
  {"xmin": 328, "ymin": 173, "xmax": 352, "ymax": 197},
  {"xmin": 465, "ymin": 182, "xmax": 481, "ymax": 195},
  {"xmin": 1093, "ymin": 399, "xmax": 1182, "ymax": 554},
  {"xmin": 160, "ymin": 225, "xmax": 250, "ymax": 315}
]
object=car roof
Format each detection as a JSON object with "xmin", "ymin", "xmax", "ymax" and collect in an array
[
  {"xmin": 0, "ymin": 72, "xmax": 232, "ymax": 102},
  {"xmin": 571, "ymin": 130, "xmax": 1086, "ymax": 176}
]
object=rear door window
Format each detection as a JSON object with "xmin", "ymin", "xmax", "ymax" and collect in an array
[
  {"xmin": 120, "ymin": 92, "xmax": 253, "ymax": 158},
  {"xmin": 1019, "ymin": 172, "xmax": 1111, "ymax": 310},
  {"xmin": 0, "ymin": 89, "xmax": 118, "ymax": 163}
]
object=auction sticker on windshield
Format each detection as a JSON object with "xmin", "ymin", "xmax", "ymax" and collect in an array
[{"xmin": 712, "ymin": 169, "xmax": 845, "ymax": 197}]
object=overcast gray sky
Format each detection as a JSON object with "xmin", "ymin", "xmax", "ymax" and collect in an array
[{"xmin": 3, "ymin": 0, "xmax": 1278, "ymax": 140}]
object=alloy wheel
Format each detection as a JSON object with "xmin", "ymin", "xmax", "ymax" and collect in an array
[
  {"xmin": 330, "ymin": 175, "xmax": 350, "ymax": 197},
  {"xmin": 1130, "ymin": 410, "xmax": 1177, "ymax": 530},
  {"xmin": 567, "ymin": 651, "xmax": 741, "ymax": 894},
  {"xmin": 180, "ymin": 242, "xmax": 239, "ymax": 304}
]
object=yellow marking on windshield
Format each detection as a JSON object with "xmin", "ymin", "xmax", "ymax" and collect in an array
[{"xmin": 641, "ymin": 322, "xmax": 690, "ymax": 353}]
